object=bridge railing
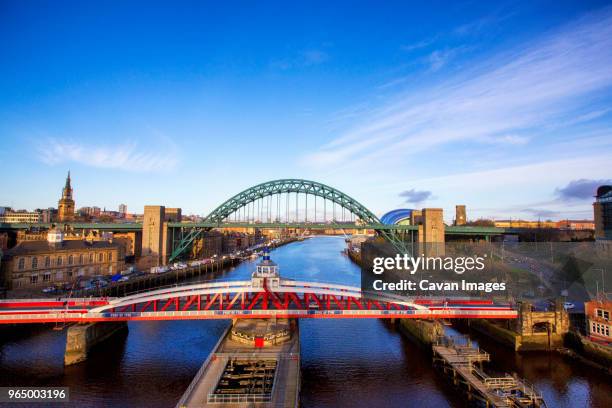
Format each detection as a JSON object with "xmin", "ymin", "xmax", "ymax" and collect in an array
[
  {"xmin": 174, "ymin": 324, "xmax": 232, "ymax": 408},
  {"xmin": 206, "ymin": 394, "xmax": 272, "ymax": 404}
]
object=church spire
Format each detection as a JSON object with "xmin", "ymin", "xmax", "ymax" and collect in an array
[
  {"xmin": 58, "ymin": 171, "xmax": 75, "ymax": 222},
  {"xmin": 62, "ymin": 170, "xmax": 73, "ymax": 200}
]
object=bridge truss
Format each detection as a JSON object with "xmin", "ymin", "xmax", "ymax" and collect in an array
[
  {"xmin": 169, "ymin": 179, "xmax": 407, "ymax": 262},
  {"xmin": 0, "ymin": 279, "xmax": 517, "ymax": 324}
]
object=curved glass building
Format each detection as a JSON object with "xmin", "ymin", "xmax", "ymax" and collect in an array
[{"xmin": 380, "ymin": 209, "xmax": 415, "ymax": 225}]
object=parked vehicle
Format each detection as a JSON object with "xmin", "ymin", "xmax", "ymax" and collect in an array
[{"xmin": 150, "ymin": 266, "xmax": 170, "ymax": 274}]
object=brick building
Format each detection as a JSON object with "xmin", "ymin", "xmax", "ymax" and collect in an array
[{"xmin": 1, "ymin": 228, "xmax": 125, "ymax": 290}]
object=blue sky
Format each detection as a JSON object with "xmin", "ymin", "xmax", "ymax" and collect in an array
[{"xmin": 1, "ymin": 0, "xmax": 611, "ymax": 221}]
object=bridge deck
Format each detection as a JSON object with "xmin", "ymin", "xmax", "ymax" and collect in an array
[
  {"xmin": 0, "ymin": 280, "xmax": 518, "ymax": 324},
  {"xmin": 178, "ymin": 324, "xmax": 300, "ymax": 408}
]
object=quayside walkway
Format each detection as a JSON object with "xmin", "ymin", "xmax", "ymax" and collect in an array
[{"xmin": 432, "ymin": 337, "xmax": 547, "ymax": 408}]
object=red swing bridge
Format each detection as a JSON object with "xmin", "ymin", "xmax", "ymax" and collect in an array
[
  {"xmin": 0, "ymin": 280, "xmax": 517, "ymax": 324},
  {"xmin": 0, "ymin": 248, "xmax": 517, "ymax": 324}
]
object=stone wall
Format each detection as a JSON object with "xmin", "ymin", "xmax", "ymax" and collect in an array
[
  {"xmin": 64, "ymin": 322, "xmax": 128, "ymax": 365},
  {"xmin": 398, "ymin": 319, "xmax": 444, "ymax": 347},
  {"xmin": 471, "ymin": 319, "xmax": 564, "ymax": 351}
]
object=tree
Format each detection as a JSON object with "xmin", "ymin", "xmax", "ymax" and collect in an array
[{"xmin": 465, "ymin": 218, "xmax": 495, "ymax": 227}]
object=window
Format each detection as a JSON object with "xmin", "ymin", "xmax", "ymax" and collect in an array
[
  {"xmin": 57, "ymin": 257, "xmax": 63, "ymax": 266},
  {"xmin": 108, "ymin": 252, "xmax": 112, "ymax": 262},
  {"xmin": 56, "ymin": 271, "xmax": 63, "ymax": 280},
  {"xmin": 79, "ymin": 254, "xmax": 84, "ymax": 264},
  {"xmin": 31, "ymin": 257, "xmax": 38, "ymax": 269},
  {"xmin": 98, "ymin": 253, "xmax": 104, "ymax": 262},
  {"xmin": 43, "ymin": 273, "xmax": 51, "ymax": 283},
  {"xmin": 30, "ymin": 275, "xmax": 38, "ymax": 284},
  {"xmin": 89, "ymin": 254, "xmax": 94, "ymax": 263},
  {"xmin": 18, "ymin": 258, "xmax": 25, "ymax": 270},
  {"xmin": 45, "ymin": 256, "xmax": 50, "ymax": 267},
  {"xmin": 68, "ymin": 255, "xmax": 73, "ymax": 265}
]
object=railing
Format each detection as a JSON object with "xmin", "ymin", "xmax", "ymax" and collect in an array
[
  {"xmin": 206, "ymin": 353, "xmax": 284, "ymax": 405},
  {"xmin": 483, "ymin": 376, "xmax": 518, "ymax": 389},
  {"xmin": 207, "ymin": 393, "xmax": 272, "ymax": 403},
  {"xmin": 0, "ymin": 307, "xmax": 517, "ymax": 323},
  {"xmin": 174, "ymin": 324, "xmax": 232, "ymax": 408}
]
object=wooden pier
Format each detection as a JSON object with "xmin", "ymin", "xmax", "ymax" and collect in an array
[{"xmin": 432, "ymin": 337, "xmax": 547, "ymax": 408}]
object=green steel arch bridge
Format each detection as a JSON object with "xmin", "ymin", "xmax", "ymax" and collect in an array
[
  {"xmin": 168, "ymin": 179, "xmax": 403, "ymax": 261},
  {"xmin": 0, "ymin": 179, "xmax": 510, "ymax": 262}
]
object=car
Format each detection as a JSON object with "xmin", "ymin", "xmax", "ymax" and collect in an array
[
  {"xmin": 564, "ymin": 302, "xmax": 575, "ymax": 310},
  {"xmin": 42, "ymin": 286, "xmax": 57, "ymax": 294},
  {"xmin": 119, "ymin": 276, "xmax": 130, "ymax": 282}
]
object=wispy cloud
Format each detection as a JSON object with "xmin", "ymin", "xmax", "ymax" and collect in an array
[
  {"xmin": 480, "ymin": 134, "xmax": 530, "ymax": 145},
  {"xmin": 399, "ymin": 189, "xmax": 432, "ymax": 205},
  {"xmin": 37, "ymin": 138, "xmax": 178, "ymax": 172},
  {"xmin": 302, "ymin": 7, "xmax": 612, "ymax": 171},
  {"xmin": 555, "ymin": 178, "xmax": 612, "ymax": 201},
  {"xmin": 400, "ymin": 37, "xmax": 436, "ymax": 52},
  {"xmin": 426, "ymin": 47, "xmax": 466, "ymax": 72},
  {"xmin": 454, "ymin": 10, "xmax": 516, "ymax": 36},
  {"xmin": 520, "ymin": 208, "xmax": 560, "ymax": 219}
]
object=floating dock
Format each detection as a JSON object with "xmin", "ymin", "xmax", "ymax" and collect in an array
[
  {"xmin": 175, "ymin": 318, "xmax": 300, "ymax": 408},
  {"xmin": 432, "ymin": 337, "xmax": 547, "ymax": 408}
]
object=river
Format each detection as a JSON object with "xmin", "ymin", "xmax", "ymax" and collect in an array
[{"xmin": 0, "ymin": 236, "xmax": 610, "ymax": 407}]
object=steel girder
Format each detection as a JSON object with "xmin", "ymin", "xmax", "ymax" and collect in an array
[
  {"xmin": 169, "ymin": 179, "xmax": 408, "ymax": 262},
  {"xmin": 206, "ymin": 179, "xmax": 380, "ymax": 224}
]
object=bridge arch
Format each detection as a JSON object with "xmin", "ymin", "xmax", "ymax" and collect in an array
[
  {"xmin": 169, "ymin": 179, "xmax": 400, "ymax": 262},
  {"xmin": 204, "ymin": 179, "xmax": 381, "ymax": 224}
]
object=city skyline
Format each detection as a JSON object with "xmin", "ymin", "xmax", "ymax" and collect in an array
[{"xmin": 1, "ymin": 1, "xmax": 612, "ymax": 220}]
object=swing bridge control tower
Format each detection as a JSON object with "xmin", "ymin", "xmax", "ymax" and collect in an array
[
  {"xmin": 252, "ymin": 248, "xmax": 280, "ymax": 289},
  {"xmin": 176, "ymin": 249, "xmax": 301, "ymax": 408}
]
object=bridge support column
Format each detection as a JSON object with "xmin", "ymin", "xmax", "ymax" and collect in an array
[
  {"xmin": 418, "ymin": 208, "xmax": 445, "ymax": 257},
  {"xmin": 64, "ymin": 322, "xmax": 128, "ymax": 366},
  {"xmin": 398, "ymin": 319, "xmax": 444, "ymax": 346}
]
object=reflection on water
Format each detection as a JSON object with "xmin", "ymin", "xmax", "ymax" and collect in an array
[{"xmin": 0, "ymin": 236, "xmax": 609, "ymax": 407}]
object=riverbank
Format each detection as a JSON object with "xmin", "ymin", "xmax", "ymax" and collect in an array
[
  {"xmin": 562, "ymin": 331, "xmax": 612, "ymax": 375},
  {"xmin": 6, "ymin": 237, "xmax": 300, "ymax": 299},
  {"xmin": 1, "ymin": 236, "xmax": 610, "ymax": 408}
]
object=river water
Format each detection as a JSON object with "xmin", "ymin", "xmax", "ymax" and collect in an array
[{"xmin": 0, "ymin": 236, "xmax": 610, "ymax": 407}]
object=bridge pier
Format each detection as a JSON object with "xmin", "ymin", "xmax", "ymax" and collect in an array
[
  {"xmin": 64, "ymin": 322, "xmax": 128, "ymax": 366},
  {"xmin": 398, "ymin": 318, "xmax": 444, "ymax": 347}
]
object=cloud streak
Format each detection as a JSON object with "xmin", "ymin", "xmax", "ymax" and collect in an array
[
  {"xmin": 302, "ymin": 7, "xmax": 612, "ymax": 170},
  {"xmin": 399, "ymin": 189, "xmax": 432, "ymax": 204},
  {"xmin": 555, "ymin": 178, "xmax": 612, "ymax": 201},
  {"xmin": 37, "ymin": 138, "xmax": 178, "ymax": 172}
]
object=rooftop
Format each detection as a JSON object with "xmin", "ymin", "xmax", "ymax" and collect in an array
[{"xmin": 3, "ymin": 239, "xmax": 124, "ymax": 257}]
